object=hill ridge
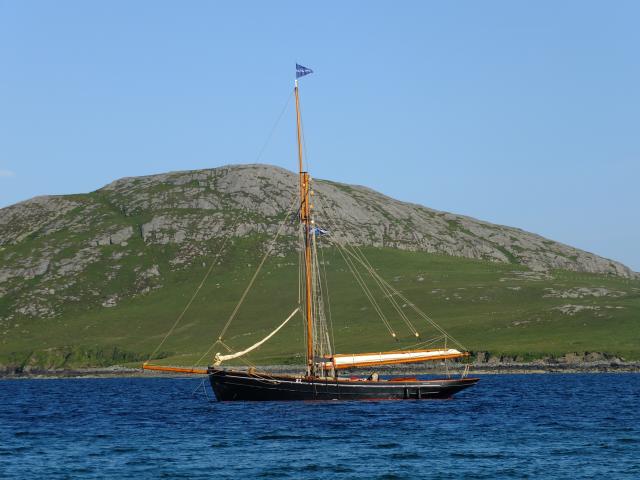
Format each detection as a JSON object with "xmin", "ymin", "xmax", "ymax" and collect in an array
[
  {"xmin": 1, "ymin": 163, "xmax": 636, "ymax": 279},
  {"xmin": 1, "ymin": 163, "xmax": 639, "ymax": 367}
]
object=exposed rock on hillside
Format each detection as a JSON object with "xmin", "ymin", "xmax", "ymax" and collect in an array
[
  {"xmin": 0, "ymin": 164, "xmax": 636, "ymax": 323},
  {"xmin": 94, "ymin": 164, "xmax": 635, "ymax": 276}
]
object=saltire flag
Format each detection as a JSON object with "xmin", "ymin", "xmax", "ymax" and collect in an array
[
  {"xmin": 311, "ymin": 226, "xmax": 328, "ymax": 236},
  {"xmin": 296, "ymin": 63, "xmax": 313, "ymax": 78}
]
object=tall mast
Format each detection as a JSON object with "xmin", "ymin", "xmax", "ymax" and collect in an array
[{"xmin": 295, "ymin": 79, "xmax": 314, "ymax": 377}]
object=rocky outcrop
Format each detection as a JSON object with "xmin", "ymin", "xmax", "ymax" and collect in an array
[
  {"xmin": 95, "ymin": 164, "xmax": 635, "ymax": 277},
  {"xmin": 92, "ymin": 226, "xmax": 133, "ymax": 247},
  {"xmin": 543, "ymin": 287, "xmax": 626, "ymax": 299},
  {"xmin": 89, "ymin": 165, "xmax": 635, "ymax": 276},
  {"xmin": 0, "ymin": 164, "xmax": 637, "ymax": 323},
  {"xmin": 0, "ymin": 196, "xmax": 80, "ymax": 245},
  {"xmin": 3, "ymin": 164, "xmax": 632, "ymax": 277}
]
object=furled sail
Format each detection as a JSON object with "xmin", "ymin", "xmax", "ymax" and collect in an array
[
  {"xmin": 322, "ymin": 348, "xmax": 466, "ymax": 370},
  {"xmin": 213, "ymin": 307, "xmax": 300, "ymax": 366}
]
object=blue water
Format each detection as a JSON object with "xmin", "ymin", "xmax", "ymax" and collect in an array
[{"xmin": 1, "ymin": 374, "xmax": 639, "ymax": 479}]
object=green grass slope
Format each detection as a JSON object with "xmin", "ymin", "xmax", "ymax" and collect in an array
[
  {"xmin": 2, "ymin": 242, "xmax": 639, "ymax": 370},
  {"xmin": 1, "ymin": 165, "xmax": 638, "ymax": 370}
]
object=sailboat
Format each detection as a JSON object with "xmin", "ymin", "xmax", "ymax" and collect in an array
[{"xmin": 143, "ymin": 64, "xmax": 479, "ymax": 401}]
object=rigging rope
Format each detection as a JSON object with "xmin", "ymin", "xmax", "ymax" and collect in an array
[
  {"xmin": 334, "ymin": 240, "xmax": 397, "ymax": 337},
  {"xmin": 354, "ymin": 250, "xmax": 419, "ymax": 335},
  {"xmin": 146, "ymin": 90, "xmax": 295, "ymax": 367},
  {"xmin": 311, "ymin": 227, "xmax": 332, "ymax": 360},
  {"xmin": 254, "ymin": 90, "xmax": 294, "ymax": 164},
  {"xmin": 336, "ymin": 242, "xmax": 467, "ymax": 350},
  {"xmin": 213, "ymin": 307, "xmax": 300, "ymax": 365},
  {"xmin": 319, "ymin": 240, "xmax": 336, "ymax": 358},
  {"xmin": 217, "ymin": 341, "xmax": 280, "ymax": 382},
  {"xmin": 314, "ymin": 192, "xmax": 467, "ymax": 351},
  {"xmin": 215, "ymin": 195, "xmax": 298, "ymax": 342},
  {"xmin": 345, "ymin": 243, "xmax": 420, "ymax": 337},
  {"xmin": 313, "ymin": 195, "xmax": 396, "ymax": 337},
  {"xmin": 145, "ymin": 213, "xmax": 243, "ymax": 364},
  {"xmin": 193, "ymin": 194, "xmax": 298, "ymax": 366}
]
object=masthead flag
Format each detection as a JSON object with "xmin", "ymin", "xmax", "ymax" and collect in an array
[{"xmin": 296, "ymin": 63, "xmax": 313, "ymax": 79}]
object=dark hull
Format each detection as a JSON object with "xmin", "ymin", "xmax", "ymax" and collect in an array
[{"xmin": 208, "ymin": 368, "xmax": 479, "ymax": 401}]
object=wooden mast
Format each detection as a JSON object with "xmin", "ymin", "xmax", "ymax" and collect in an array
[{"xmin": 295, "ymin": 79, "xmax": 314, "ymax": 377}]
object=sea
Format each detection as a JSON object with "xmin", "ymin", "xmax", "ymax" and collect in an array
[{"xmin": 1, "ymin": 374, "xmax": 639, "ymax": 479}]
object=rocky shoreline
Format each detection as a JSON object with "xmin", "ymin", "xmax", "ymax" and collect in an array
[{"xmin": 2, "ymin": 355, "xmax": 639, "ymax": 379}]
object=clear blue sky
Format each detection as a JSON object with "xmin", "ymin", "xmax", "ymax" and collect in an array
[{"xmin": 1, "ymin": 1, "xmax": 638, "ymax": 271}]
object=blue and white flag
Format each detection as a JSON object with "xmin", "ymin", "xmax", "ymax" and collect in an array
[
  {"xmin": 311, "ymin": 226, "xmax": 328, "ymax": 236},
  {"xmin": 296, "ymin": 63, "xmax": 313, "ymax": 79}
]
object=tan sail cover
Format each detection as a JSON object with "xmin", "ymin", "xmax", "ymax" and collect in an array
[
  {"xmin": 323, "ymin": 348, "xmax": 466, "ymax": 370},
  {"xmin": 213, "ymin": 307, "xmax": 300, "ymax": 366}
]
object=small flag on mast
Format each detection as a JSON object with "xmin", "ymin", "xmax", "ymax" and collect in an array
[{"xmin": 296, "ymin": 63, "xmax": 313, "ymax": 79}]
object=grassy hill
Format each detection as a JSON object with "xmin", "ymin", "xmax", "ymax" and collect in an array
[
  {"xmin": 2, "ymin": 243, "xmax": 639, "ymax": 370},
  {"xmin": 1, "ymin": 165, "xmax": 638, "ymax": 370}
]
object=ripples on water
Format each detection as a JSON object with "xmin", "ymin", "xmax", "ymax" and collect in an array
[{"xmin": 1, "ymin": 374, "xmax": 639, "ymax": 479}]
